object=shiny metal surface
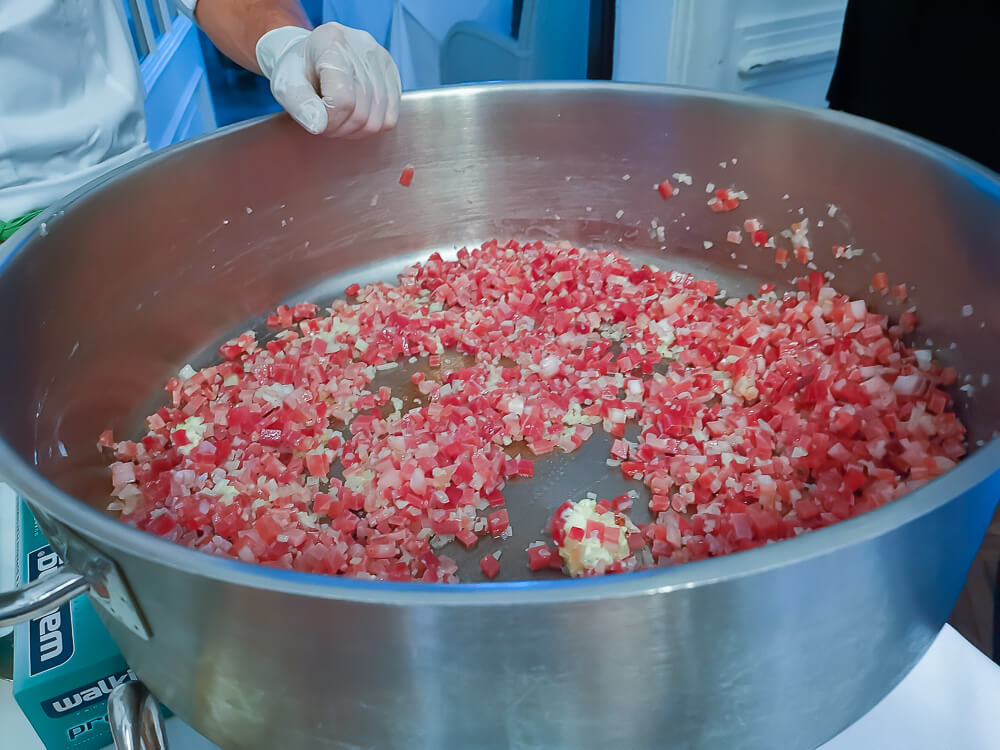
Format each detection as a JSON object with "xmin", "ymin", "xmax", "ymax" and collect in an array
[
  {"xmin": 31, "ymin": 509, "xmax": 154, "ymax": 639},
  {"xmin": 0, "ymin": 512, "xmax": 152, "ymax": 638},
  {"xmin": 0, "ymin": 82, "xmax": 999, "ymax": 749},
  {"xmin": 108, "ymin": 680, "xmax": 168, "ymax": 750},
  {"xmin": 0, "ymin": 569, "xmax": 88, "ymax": 628}
]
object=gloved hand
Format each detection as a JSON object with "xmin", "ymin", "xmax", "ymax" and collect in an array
[{"xmin": 255, "ymin": 23, "xmax": 402, "ymax": 138}]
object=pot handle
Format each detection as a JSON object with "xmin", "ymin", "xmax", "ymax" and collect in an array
[
  {"xmin": 6, "ymin": 508, "xmax": 153, "ymax": 639},
  {"xmin": 108, "ymin": 679, "xmax": 169, "ymax": 750},
  {"xmin": 0, "ymin": 569, "xmax": 89, "ymax": 627}
]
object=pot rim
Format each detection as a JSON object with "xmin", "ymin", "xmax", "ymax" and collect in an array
[{"xmin": 2, "ymin": 81, "xmax": 999, "ymax": 607}]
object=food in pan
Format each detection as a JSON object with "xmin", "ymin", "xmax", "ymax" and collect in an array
[
  {"xmin": 551, "ymin": 496, "xmax": 642, "ymax": 577},
  {"xmin": 100, "ymin": 239, "xmax": 965, "ymax": 581}
]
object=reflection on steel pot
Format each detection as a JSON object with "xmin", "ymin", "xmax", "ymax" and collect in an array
[{"xmin": 0, "ymin": 83, "xmax": 999, "ymax": 750}]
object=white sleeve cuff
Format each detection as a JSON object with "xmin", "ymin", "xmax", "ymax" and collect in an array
[{"xmin": 174, "ymin": 0, "xmax": 198, "ymax": 19}]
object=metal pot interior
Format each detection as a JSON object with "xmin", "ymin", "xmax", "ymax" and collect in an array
[{"xmin": 1, "ymin": 82, "xmax": 998, "ymax": 583}]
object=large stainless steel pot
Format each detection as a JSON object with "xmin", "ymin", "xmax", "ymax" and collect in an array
[{"xmin": 1, "ymin": 83, "xmax": 999, "ymax": 749}]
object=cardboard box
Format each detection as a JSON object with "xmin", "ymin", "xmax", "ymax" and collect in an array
[
  {"xmin": 12, "ymin": 501, "xmax": 159, "ymax": 749},
  {"xmin": 1, "ymin": 484, "xmax": 16, "ymax": 663}
]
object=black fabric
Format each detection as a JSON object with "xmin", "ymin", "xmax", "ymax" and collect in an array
[
  {"xmin": 828, "ymin": 0, "xmax": 1000, "ymax": 172},
  {"xmin": 512, "ymin": 0, "xmax": 523, "ymax": 38},
  {"xmin": 587, "ymin": 0, "xmax": 615, "ymax": 80}
]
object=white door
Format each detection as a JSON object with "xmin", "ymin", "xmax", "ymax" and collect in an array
[{"xmin": 614, "ymin": 0, "xmax": 847, "ymax": 108}]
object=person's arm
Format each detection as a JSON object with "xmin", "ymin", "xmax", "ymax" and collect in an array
[
  {"xmin": 194, "ymin": 0, "xmax": 309, "ymax": 74},
  {"xmin": 189, "ymin": 0, "xmax": 401, "ymax": 138}
]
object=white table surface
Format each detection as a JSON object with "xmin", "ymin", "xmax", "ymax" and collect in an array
[{"xmin": 2, "ymin": 624, "xmax": 998, "ymax": 749}]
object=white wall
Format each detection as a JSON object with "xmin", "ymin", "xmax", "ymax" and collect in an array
[{"xmin": 614, "ymin": 0, "xmax": 847, "ymax": 108}]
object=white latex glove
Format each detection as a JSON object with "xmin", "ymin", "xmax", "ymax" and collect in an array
[{"xmin": 255, "ymin": 23, "xmax": 402, "ymax": 138}]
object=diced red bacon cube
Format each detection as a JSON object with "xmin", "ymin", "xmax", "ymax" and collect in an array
[
  {"xmin": 487, "ymin": 509, "xmax": 510, "ymax": 538},
  {"xmin": 479, "ymin": 554, "xmax": 500, "ymax": 579}
]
